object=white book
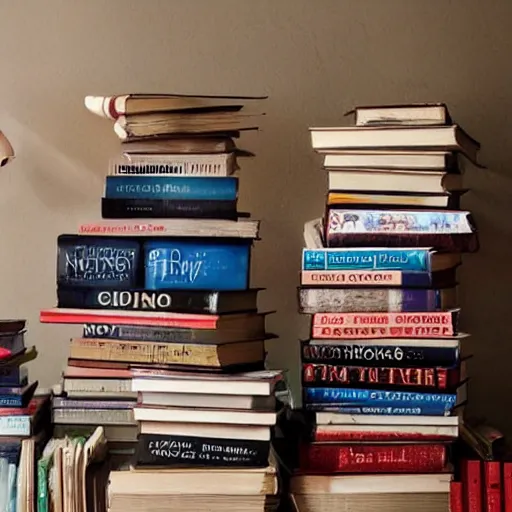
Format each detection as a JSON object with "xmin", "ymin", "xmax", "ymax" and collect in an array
[
  {"xmin": 315, "ymin": 411, "xmax": 460, "ymax": 426},
  {"xmin": 352, "ymin": 104, "xmax": 449, "ymax": 126}
]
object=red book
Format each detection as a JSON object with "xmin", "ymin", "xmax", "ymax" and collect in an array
[
  {"xmin": 484, "ymin": 462, "xmax": 501, "ymax": 512},
  {"xmin": 462, "ymin": 459, "xmax": 482, "ymax": 512},
  {"xmin": 299, "ymin": 443, "xmax": 447, "ymax": 473},
  {"xmin": 450, "ymin": 481, "xmax": 463, "ymax": 512},
  {"xmin": 504, "ymin": 462, "xmax": 512, "ymax": 512}
]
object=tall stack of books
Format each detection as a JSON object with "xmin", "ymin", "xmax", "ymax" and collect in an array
[
  {"xmin": 290, "ymin": 104, "xmax": 480, "ymax": 512},
  {"xmin": 40, "ymin": 93, "xmax": 281, "ymax": 512}
]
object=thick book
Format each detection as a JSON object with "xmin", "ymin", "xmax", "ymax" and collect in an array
[
  {"xmin": 327, "ymin": 190, "xmax": 461, "ymax": 209},
  {"xmin": 301, "ymin": 338, "xmax": 462, "ymax": 368},
  {"xmin": 299, "ymin": 287, "xmax": 457, "ymax": 313},
  {"xmin": 57, "ymin": 235, "xmax": 142, "ymax": 289},
  {"xmin": 104, "ymin": 176, "xmax": 238, "ymax": 200},
  {"xmin": 68, "ymin": 337, "xmax": 265, "ymax": 368},
  {"xmin": 349, "ymin": 103, "xmax": 451, "ymax": 126},
  {"xmin": 311, "ymin": 310, "xmax": 459, "ymax": 339},
  {"xmin": 299, "ymin": 443, "xmax": 447, "ymax": 473},
  {"xmin": 310, "ymin": 124, "xmax": 480, "ymax": 163},
  {"xmin": 325, "ymin": 208, "xmax": 478, "ymax": 252},
  {"xmin": 144, "ymin": 238, "xmax": 251, "ymax": 290},
  {"xmin": 85, "ymin": 93, "xmax": 266, "ymax": 119},
  {"xmin": 76, "ymin": 218, "xmax": 259, "ymax": 239},
  {"xmin": 304, "ymin": 387, "xmax": 462, "ymax": 415},
  {"xmin": 484, "ymin": 461, "xmax": 501, "ymax": 512},
  {"xmin": 302, "ymin": 363, "xmax": 462, "ymax": 391},
  {"xmin": 302, "ymin": 247, "xmax": 460, "ymax": 273},
  {"xmin": 121, "ymin": 137, "xmax": 240, "ymax": 155},
  {"xmin": 109, "ymin": 153, "xmax": 237, "ymax": 176},
  {"xmin": 57, "ymin": 288, "xmax": 260, "ymax": 314},
  {"xmin": 462, "ymin": 459, "xmax": 482, "ymax": 512},
  {"xmin": 101, "ymin": 197, "xmax": 239, "ymax": 220},
  {"xmin": 135, "ymin": 434, "xmax": 270, "ymax": 468},
  {"xmin": 323, "ymin": 150, "xmax": 457, "ymax": 170}
]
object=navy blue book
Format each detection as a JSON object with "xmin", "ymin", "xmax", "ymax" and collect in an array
[
  {"xmin": 0, "ymin": 366, "xmax": 27, "ymax": 387},
  {"xmin": 105, "ymin": 176, "xmax": 238, "ymax": 201},
  {"xmin": 0, "ymin": 381, "xmax": 37, "ymax": 407},
  {"xmin": 57, "ymin": 235, "xmax": 142, "ymax": 289},
  {"xmin": 144, "ymin": 239, "xmax": 251, "ymax": 290}
]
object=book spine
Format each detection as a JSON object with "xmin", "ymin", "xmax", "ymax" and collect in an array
[
  {"xmin": 304, "ymin": 404, "xmax": 450, "ymax": 416},
  {"xmin": 135, "ymin": 434, "xmax": 270, "ymax": 468},
  {"xmin": 82, "ymin": 323, "xmax": 198, "ymax": 342},
  {"xmin": 40, "ymin": 310, "xmax": 218, "ymax": 329},
  {"xmin": 504, "ymin": 462, "xmax": 512, "ymax": 512},
  {"xmin": 462, "ymin": 460, "xmax": 482, "ymax": 512},
  {"xmin": 144, "ymin": 240, "xmax": 250, "ymax": 291},
  {"xmin": 0, "ymin": 396, "xmax": 23, "ymax": 407},
  {"xmin": 299, "ymin": 288, "xmax": 452, "ymax": 314},
  {"xmin": 52, "ymin": 408, "xmax": 134, "ymax": 424},
  {"xmin": 101, "ymin": 198, "xmax": 238, "ymax": 220},
  {"xmin": 57, "ymin": 235, "xmax": 142, "ymax": 289},
  {"xmin": 109, "ymin": 153, "xmax": 233, "ymax": 176},
  {"xmin": 105, "ymin": 176, "xmax": 238, "ymax": 200},
  {"xmin": 299, "ymin": 443, "xmax": 446, "ymax": 473},
  {"xmin": 304, "ymin": 387, "xmax": 456, "ymax": 413},
  {"xmin": 69, "ymin": 338, "xmax": 222, "ymax": 366},
  {"xmin": 302, "ymin": 248, "xmax": 431, "ymax": 272},
  {"xmin": 450, "ymin": 481, "xmax": 463, "ymax": 512},
  {"xmin": 300, "ymin": 270, "xmax": 434, "ymax": 288},
  {"xmin": 301, "ymin": 341, "xmax": 459, "ymax": 368},
  {"xmin": 313, "ymin": 430, "xmax": 455, "ymax": 442},
  {"xmin": 57, "ymin": 288, "xmax": 220, "ymax": 314},
  {"xmin": 0, "ymin": 367, "xmax": 22, "ymax": 386},
  {"xmin": 302, "ymin": 363, "xmax": 458, "ymax": 391},
  {"xmin": 52, "ymin": 398, "xmax": 135, "ymax": 409},
  {"xmin": 0, "ymin": 415, "xmax": 30, "ymax": 436},
  {"xmin": 484, "ymin": 461, "xmax": 501, "ymax": 512}
]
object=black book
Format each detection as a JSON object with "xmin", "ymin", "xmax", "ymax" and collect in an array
[
  {"xmin": 135, "ymin": 434, "xmax": 270, "ymax": 468},
  {"xmin": 57, "ymin": 287, "xmax": 261, "ymax": 315},
  {"xmin": 101, "ymin": 197, "xmax": 240, "ymax": 220}
]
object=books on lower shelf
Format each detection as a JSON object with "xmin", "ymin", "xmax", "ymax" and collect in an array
[
  {"xmin": 37, "ymin": 92, "xmax": 283, "ymax": 512},
  {"xmin": 290, "ymin": 102, "xmax": 481, "ymax": 512}
]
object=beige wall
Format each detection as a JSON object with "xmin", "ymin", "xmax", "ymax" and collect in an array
[{"xmin": 0, "ymin": 0, "xmax": 509, "ymax": 429}]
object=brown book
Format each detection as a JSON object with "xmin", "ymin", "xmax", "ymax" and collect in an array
[{"xmin": 68, "ymin": 338, "xmax": 266, "ymax": 368}]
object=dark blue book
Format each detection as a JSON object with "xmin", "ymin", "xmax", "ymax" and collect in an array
[
  {"xmin": 0, "ymin": 366, "xmax": 27, "ymax": 387},
  {"xmin": 144, "ymin": 239, "xmax": 251, "ymax": 290},
  {"xmin": 0, "ymin": 381, "xmax": 37, "ymax": 407},
  {"xmin": 105, "ymin": 176, "xmax": 238, "ymax": 201},
  {"xmin": 57, "ymin": 235, "xmax": 142, "ymax": 289}
]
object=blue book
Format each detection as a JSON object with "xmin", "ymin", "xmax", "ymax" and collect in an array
[
  {"xmin": 105, "ymin": 176, "xmax": 238, "ymax": 200},
  {"xmin": 304, "ymin": 387, "xmax": 457, "ymax": 416},
  {"xmin": 302, "ymin": 248, "xmax": 445, "ymax": 272},
  {"xmin": 0, "ymin": 367, "xmax": 27, "ymax": 388},
  {"xmin": 144, "ymin": 239, "xmax": 251, "ymax": 291}
]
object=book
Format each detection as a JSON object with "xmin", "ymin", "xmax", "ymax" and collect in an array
[
  {"xmin": 299, "ymin": 443, "xmax": 447, "ymax": 473},
  {"xmin": 314, "ymin": 411, "xmax": 460, "ymax": 426},
  {"xmin": 39, "ymin": 308, "xmax": 268, "ymax": 331},
  {"xmin": 301, "ymin": 338, "xmax": 463, "ymax": 368},
  {"xmin": 298, "ymin": 287, "xmax": 457, "ymax": 313},
  {"xmin": 327, "ymin": 191, "xmax": 461, "ymax": 209},
  {"xmin": 76, "ymin": 219, "xmax": 259, "ymax": 238},
  {"xmin": 104, "ymin": 176, "xmax": 238, "ymax": 200},
  {"xmin": 462, "ymin": 459, "xmax": 482, "ymax": 512},
  {"xmin": 134, "ymin": 434, "xmax": 270, "ymax": 468},
  {"xmin": 67, "ymin": 338, "xmax": 266, "ymax": 369},
  {"xmin": 108, "ymin": 152, "xmax": 237, "ymax": 176},
  {"xmin": 322, "ymin": 150, "xmax": 457, "ymax": 170},
  {"xmin": 302, "ymin": 363, "xmax": 462, "ymax": 392},
  {"xmin": 101, "ymin": 198, "xmax": 239, "ymax": 220},
  {"xmin": 349, "ymin": 103, "xmax": 451, "ymax": 126},
  {"xmin": 57, "ymin": 288, "xmax": 260, "ymax": 314},
  {"xmin": 121, "ymin": 137, "xmax": 240, "ymax": 155},
  {"xmin": 309, "ymin": 125, "xmax": 480, "ymax": 163},
  {"xmin": 327, "ymin": 169, "xmax": 464, "ymax": 194},
  {"xmin": 85, "ymin": 93, "xmax": 266, "ymax": 119}
]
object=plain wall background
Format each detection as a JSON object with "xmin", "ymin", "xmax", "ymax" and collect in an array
[{"xmin": 0, "ymin": 0, "xmax": 510, "ymax": 430}]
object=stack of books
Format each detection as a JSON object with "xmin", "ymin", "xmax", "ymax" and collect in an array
[
  {"xmin": 40, "ymin": 93, "xmax": 281, "ymax": 512},
  {"xmin": 291, "ymin": 104, "xmax": 480, "ymax": 512}
]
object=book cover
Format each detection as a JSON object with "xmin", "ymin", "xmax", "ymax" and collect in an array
[
  {"xmin": 299, "ymin": 443, "xmax": 447, "ymax": 473},
  {"xmin": 144, "ymin": 239, "xmax": 251, "ymax": 290},
  {"xmin": 135, "ymin": 434, "xmax": 270, "ymax": 468},
  {"xmin": 101, "ymin": 198, "xmax": 238, "ymax": 220},
  {"xmin": 301, "ymin": 340, "xmax": 460, "ymax": 368},
  {"xmin": 57, "ymin": 236, "xmax": 142, "ymax": 289},
  {"xmin": 105, "ymin": 176, "xmax": 238, "ymax": 200}
]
